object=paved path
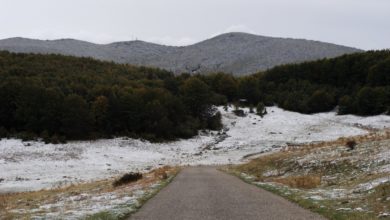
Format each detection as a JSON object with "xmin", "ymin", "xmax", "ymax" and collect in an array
[{"xmin": 130, "ymin": 167, "xmax": 325, "ymax": 220}]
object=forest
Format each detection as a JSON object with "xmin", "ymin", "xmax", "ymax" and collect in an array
[
  {"xmin": 198, "ymin": 50, "xmax": 390, "ymax": 116},
  {"xmin": 0, "ymin": 52, "xmax": 222, "ymax": 142},
  {"xmin": 0, "ymin": 50, "xmax": 389, "ymax": 142}
]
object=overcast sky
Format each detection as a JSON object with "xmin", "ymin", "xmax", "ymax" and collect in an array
[{"xmin": 0, "ymin": 0, "xmax": 389, "ymax": 50}]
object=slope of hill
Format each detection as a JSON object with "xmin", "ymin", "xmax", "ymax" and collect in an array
[
  {"xmin": 232, "ymin": 130, "xmax": 390, "ymax": 219},
  {"xmin": 0, "ymin": 32, "xmax": 361, "ymax": 75},
  {"xmin": 0, "ymin": 50, "xmax": 389, "ymax": 142},
  {"xmin": 1, "ymin": 105, "xmax": 388, "ymax": 193},
  {"xmin": 1, "ymin": 105, "xmax": 389, "ymax": 218}
]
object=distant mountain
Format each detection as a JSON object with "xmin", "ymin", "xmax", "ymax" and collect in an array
[{"xmin": 0, "ymin": 32, "xmax": 362, "ymax": 75}]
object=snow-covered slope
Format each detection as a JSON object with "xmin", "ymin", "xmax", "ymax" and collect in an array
[
  {"xmin": 1, "ymin": 106, "xmax": 389, "ymax": 193},
  {"xmin": 0, "ymin": 32, "xmax": 361, "ymax": 75}
]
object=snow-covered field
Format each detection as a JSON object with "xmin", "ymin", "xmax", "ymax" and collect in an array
[
  {"xmin": 1, "ymin": 106, "xmax": 389, "ymax": 193},
  {"xmin": 235, "ymin": 132, "xmax": 390, "ymax": 218}
]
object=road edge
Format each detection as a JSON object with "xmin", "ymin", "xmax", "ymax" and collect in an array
[{"xmin": 219, "ymin": 167, "xmax": 330, "ymax": 220}]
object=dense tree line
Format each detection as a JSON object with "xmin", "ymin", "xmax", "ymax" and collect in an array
[
  {"xmin": 0, "ymin": 52, "xmax": 221, "ymax": 142},
  {"xmin": 258, "ymin": 50, "xmax": 390, "ymax": 115},
  {"xmin": 0, "ymin": 50, "xmax": 389, "ymax": 142},
  {"xmin": 197, "ymin": 50, "xmax": 390, "ymax": 116}
]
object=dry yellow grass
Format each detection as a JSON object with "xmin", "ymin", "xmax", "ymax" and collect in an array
[
  {"xmin": 238, "ymin": 150, "xmax": 304, "ymax": 181},
  {"xmin": 368, "ymin": 183, "xmax": 390, "ymax": 214},
  {"xmin": 232, "ymin": 130, "xmax": 390, "ymax": 219},
  {"xmin": 237, "ymin": 129, "xmax": 390, "ymax": 186},
  {"xmin": 153, "ymin": 166, "xmax": 172, "ymax": 180},
  {"xmin": 279, "ymin": 129, "xmax": 390, "ymax": 154},
  {"xmin": 0, "ymin": 166, "xmax": 179, "ymax": 219},
  {"xmin": 270, "ymin": 175, "xmax": 322, "ymax": 189}
]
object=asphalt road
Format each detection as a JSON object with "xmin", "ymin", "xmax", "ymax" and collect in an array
[{"xmin": 130, "ymin": 167, "xmax": 326, "ymax": 220}]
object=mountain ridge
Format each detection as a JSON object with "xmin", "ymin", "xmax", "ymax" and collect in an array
[{"xmin": 0, "ymin": 32, "xmax": 362, "ymax": 75}]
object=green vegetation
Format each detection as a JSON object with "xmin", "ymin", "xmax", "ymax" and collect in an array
[
  {"xmin": 113, "ymin": 172, "xmax": 143, "ymax": 187},
  {"xmin": 256, "ymin": 102, "xmax": 267, "ymax": 117},
  {"xmin": 198, "ymin": 50, "xmax": 390, "ymax": 116},
  {"xmin": 0, "ymin": 52, "xmax": 221, "ymax": 141},
  {"xmin": 257, "ymin": 50, "xmax": 390, "ymax": 115},
  {"xmin": 1, "ymin": 50, "xmax": 389, "ymax": 142}
]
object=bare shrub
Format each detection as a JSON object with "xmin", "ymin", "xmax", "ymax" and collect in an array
[
  {"xmin": 233, "ymin": 109, "xmax": 246, "ymax": 117},
  {"xmin": 346, "ymin": 140, "xmax": 357, "ymax": 150},
  {"xmin": 155, "ymin": 170, "xmax": 167, "ymax": 180},
  {"xmin": 113, "ymin": 172, "xmax": 142, "ymax": 187},
  {"xmin": 256, "ymin": 102, "xmax": 267, "ymax": 118},
  {"xmin": 154, "ymin": 168, "xmax": 169, "ymax": 180}
]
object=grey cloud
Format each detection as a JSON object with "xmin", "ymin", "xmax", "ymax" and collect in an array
[{"xmin": 0, "ymin": 0, "xmax": 389, "ymax": 49}]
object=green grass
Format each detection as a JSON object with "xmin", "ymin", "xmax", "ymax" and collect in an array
[{"xmin": 85, "ymin": 211, "xmax": 118, "ymax": 220}]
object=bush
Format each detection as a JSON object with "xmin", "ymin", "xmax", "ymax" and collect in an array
[
  {"xmin": 207, "ymin": 112, "xmax": 222, "ymax": 130},
  {"xmin": 223, "ymin": 105, "xmax": 228, "ymax": 111},
  {"xmin": 346, "ymin": 140, "xmax": 357, "ymax": 151},
  {"xmin": 233, "ymin": 109, "xmax": 246, "ymax": 117},
  {"xmin": 249, "ymin": 105, "xmax": 254, "ymax": 113},
  {"xmin": 356, "ymin": 87, "xmax": 387, "ymax": 115},
  {"xmin": 154, "ymin": 167, "xmax": 170, "ymax": 180},
  {"xmin": 0, "ymin": 127, "xmax": 8, "ymax": 138},
  {"xmin": 50, "ymin": 134, "xmax": 61, "ymax": 144},
  {"xmin": 17, "ymin": 132, "xmax": 37, "ymax": 142},
  {"xmin": 211, "ymin": 93, "xmax": 228, "ymax": 105},
  {"xmin": 41, "ymin": 130, "xmax": 51, "ymax": 144},
  {"xmin": 113, "ymin": 172, "xmax": 143, "ymax": 187},
  {"xmin": 264, "ymin": 95, "xmax": 275, "ymax": 106},
  {"xmin": 256, "ymin": 102, "xmax": 267, "ymax": 117},
  {"xmin": 176, "ymin": 117, "xmax": 201, "ymax": 138},
  {"xmin": 307, "ymin": 90, "xmax": 335, "ymax": 113},
  {"xmin": 338, "ymin": 95, "xmax": 355, "ymax": 115},
  {"xmin": 40, "ymin": 133, "xmax": 66, "ymax": 144}
]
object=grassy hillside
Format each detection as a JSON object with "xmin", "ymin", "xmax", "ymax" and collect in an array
[{"xmin": 227, "ymin": 131, "xmax": 390, "ymax": 219}]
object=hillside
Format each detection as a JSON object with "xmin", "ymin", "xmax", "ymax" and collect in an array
[
  {"xmin": 0, "ymin": 52, "xmax": 222, "ymax": 141},
  {"xmin": 0, "ymin": 32, "xmax": 361, "ymax": 75},
  {"xmin": 231, "ymin": 130, "xmax": 390, "ymax": 219},
  {"xmin": 1, "ymin": 106, "xmax": 389, "ymax": 218},
  {"xmin": 0, "ymin": 47, "xmax": 389, "ymax": 220},
  {"xmin": 0, "ymin": 50, "xmax": 389, "ymax": 142}
]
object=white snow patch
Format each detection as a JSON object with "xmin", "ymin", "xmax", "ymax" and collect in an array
[
  {"xmin": 334, "ymin": 114, "xmax": 390, "ymax": 130},
  {"xmin": 308, "ymin": 188, "xmax": 349, "ymax": 200},
  {"xmin": 1, "ymin": 106, "xmax": 389, "ymax": 193},
  {"xmin": 355, "ymin": 176, "xmax": 390, "ymax": 192}
]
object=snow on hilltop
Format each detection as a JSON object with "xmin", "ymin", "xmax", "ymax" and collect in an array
[
  {"xmin": 1, "ymin": 106, "xmax": 389, "ymax": 193},
  {"xmin": 0, "ymin": 32, "xmax": 361, "ymax": 76}
]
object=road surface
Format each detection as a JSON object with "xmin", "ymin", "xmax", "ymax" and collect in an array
[{"xmin": 130, "ymin": 167, "xmax": 325, "ymax": 220}]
